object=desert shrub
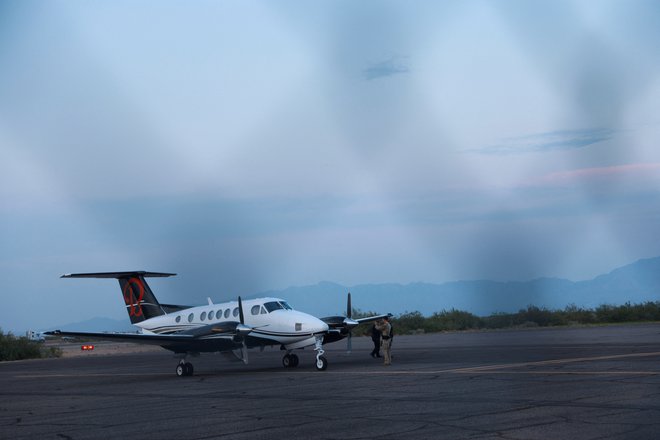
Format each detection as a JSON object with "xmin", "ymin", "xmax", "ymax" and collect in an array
[
  {"xmin": 428, "ymin": 309, "xmax": 482, "ymax": 331},
  {"xmin": 0, "ymin": 330, "xmax": 62, "ymax": 361},
  {"xmin": 0, "ymin": 330, "xmax": 42, "ymax": 361}
]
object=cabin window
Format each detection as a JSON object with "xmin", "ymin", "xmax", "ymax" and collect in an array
[
  {"xmin": 233, "ymin": 307, "xmax": 239, "ymax": 317},
  {"xmin": 216, "ymin": 310, "xmax": 222, "ymax": 320},
  {"xmin": 224, "ymin": 309, "xmax": 230, "ymax": 319},
  {"xmin": 251, "ymin": 305, "xmax": 260, "ymax": 316},
  {"xmin": 188, "ymin": 313, "xmax": 194, "ymax": 323},
  {"xmin": 175, "ymin": 315, "xmax": 181, "ymax": 323},
  {"xmin": 201, "ymin": 311, "xmax": 207, "ymax": 321},
  {"xmin": 295, "ymin": 323, "xmax": 302, "ymax": 331}
]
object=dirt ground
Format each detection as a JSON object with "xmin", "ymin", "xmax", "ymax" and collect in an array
[{"xmin": 46, "ymin": 340, "xmax": 162, "ymax": 358}]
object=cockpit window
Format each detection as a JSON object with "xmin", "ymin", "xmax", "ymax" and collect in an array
[
  {"xmin": 264, "ymin": 301, "xmax": 283, "ymax": 313},
  {"xmin": 264, "ymin": 301, "xmax": 292, "ymax": 312},
  {"xmin": 279, "ymin": 301, "xmax": 293, "ymax": 310}
]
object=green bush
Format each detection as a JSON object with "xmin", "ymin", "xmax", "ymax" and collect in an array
[
  {"xmin": 427, "ymin": 309, "xmax": 482, "ymax": 331},
  {"xmin": 393, "ymin": 311, "xmax": 428, "ymax": 334},
  {"xmin": 385, "ymin": 301, "xmax": 660, "ymax": 335},
  {"xmin": 0, "ymin": 330, "xmax": 61, "ymax": 361}
]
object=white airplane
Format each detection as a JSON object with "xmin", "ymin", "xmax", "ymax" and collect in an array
[{"xmin": 45, "ymin": 271, "xmax": 390, "ymax": 376}]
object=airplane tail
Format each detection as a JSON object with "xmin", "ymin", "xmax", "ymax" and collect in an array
[{"xmin": 61, "ymin": 271, "xmax": 176, "ymax": 324}]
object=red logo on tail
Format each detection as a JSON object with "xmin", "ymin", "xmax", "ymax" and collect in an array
[{"xmin": 122, "ymin": 277, "xmax": 145, "ymax": 317}]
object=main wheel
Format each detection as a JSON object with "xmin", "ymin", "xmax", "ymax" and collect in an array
[
  {"xmin": 176, "ymin": 364, "xmax": 185, "ymax": 377},
  {"xmin": 290, "ymin": 354, "xmax": 299, "ymax": 367},
  {"xmin": 282, "ymin": 354, "xmax": 292, "ymax": 368},
  {"xmin": 184, "ymin": 362, "xmax": 194, "ymax": 376},
  {"xmin": 315, "ymin": 355, "xmax": 328, "ymax": 371}
]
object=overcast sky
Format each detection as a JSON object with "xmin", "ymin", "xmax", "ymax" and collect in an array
[{"xmin": 2, "ymin": 1, "xmax": 660, "ymax": 332}]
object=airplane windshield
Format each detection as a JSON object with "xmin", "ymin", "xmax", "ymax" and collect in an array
[
  {"xmin": 279, "ymin": 301, "xmax": 292, "ymax": 310},
  {"xmin": 264, "ymin": 301, "xmax": 293, "ymax": 312},
  {"xmin": 264, "ymin": 301, "xmax": 283, "ymax": 313}
]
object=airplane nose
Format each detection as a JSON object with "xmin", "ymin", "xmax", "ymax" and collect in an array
[
  {"xmin": 292, "ymin": 311, "xmax": 329, "ymax": 334},
  {"xmin": 318, "ymin": 319, "xmax": 329, "ymax": 333},
  {"xmin": 309, "ymin": 316, "xmax": 329, "ymax": 333}
]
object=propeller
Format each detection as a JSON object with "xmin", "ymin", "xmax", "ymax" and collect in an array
[
  {"xmin": 346, "ymin": 292, "xmax": 353, "ymax": 353},
  {"xmin": 235, "ymin": 296, "xmax": 252, "ymax": 336},
  {"xmin": 210, "ymin": 296, "xmax": 252, "ymax": 337},
  {"xmin": 210, "ymin": 297, "xmax": 254, "ymax": 365},
  {"xmin": 236, "ymin": 296, "xmax": 250, "ymax": 364},
  {"xmin": 347, "ymin": 291, "xmax": 351, "ymax": 319}
]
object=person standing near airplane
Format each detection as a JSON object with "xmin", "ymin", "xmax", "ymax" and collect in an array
[
  {"xmin": 370, "ymin": 323, "xmax": 381, "ymax": 358},
  {"xmin": 375, "ymin": 316, "xmax": 392, "ymax": 366}
]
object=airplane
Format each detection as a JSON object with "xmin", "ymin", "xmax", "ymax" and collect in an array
[{"xmin": 45, "ymin": 271, "xmax": 391, "ymax": 376}]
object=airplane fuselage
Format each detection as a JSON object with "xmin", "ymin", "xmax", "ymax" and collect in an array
[{"xmin": 138, "ymin": 297, "xmax": 329, "ymax": 351}]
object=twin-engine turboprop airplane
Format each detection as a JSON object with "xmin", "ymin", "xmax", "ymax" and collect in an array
[{"xmin": 45, "ymin": 271, "xmax": 391, "ymax": 376}]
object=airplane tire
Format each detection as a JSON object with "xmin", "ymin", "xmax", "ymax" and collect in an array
[
  {"xmin": 315, "ymin": 356, "xmax": 328, "ymax": 371},
  {"xmin": 282, "ymin": 354, "xmax": 292, "ymax": 368},
  {"xmin": 290, "ymin": 354, "xmax": 299, "ymax": 367},
  {"xmin": 185, "ymin": 362, "xmax": 194, "ymax": 376},
  {"xmin": 176, "ymin": 364, "xmax": 185, "ymax": 377}
]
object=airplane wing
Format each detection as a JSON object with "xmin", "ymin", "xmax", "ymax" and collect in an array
[
  {"xmin": 44, "ymin": 330, "xmax": 195, "ymax": 345},
  {"xmin": 43, "ymin": 321, "xmax": 252, "ymax": 354},
  {"xmin": 355, "ymin": 313, "xmax": 392, "ymax": 324}
]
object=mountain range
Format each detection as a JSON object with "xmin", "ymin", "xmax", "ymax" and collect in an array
[
  {"xmin": 48, "ymin": 256, "xmax": 660, "ymax": 331},
  {"xmin": 262, "ymin": 256, "xmax": 660, "ymax": 317}
]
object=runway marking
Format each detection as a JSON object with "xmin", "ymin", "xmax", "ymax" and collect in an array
[
  {"xmin": 449, "ymin": 350, "xmax": 660, "ymax": 373},
  {"xmin": 16, "ymin": 373, "xmax": 173, "ymax": 378},
  {"xmin": 451, "ymin": 371, "xmax": 660, "ymax": 375},
  {"xmin": 301, "ymin": 351, "xmax": 660, "ymax": 376}
]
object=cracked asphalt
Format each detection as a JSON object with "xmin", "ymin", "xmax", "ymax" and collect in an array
[{"xmin": 1, "ymin": 324, "xmax": 659, "ymax": 439}]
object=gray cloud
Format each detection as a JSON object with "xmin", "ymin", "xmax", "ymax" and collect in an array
[
  {"xmin": 470, "ymin": 128, "xmax": 616, "ymax": 155},
  {"xmin": 363, "ymin": 56, "xmax": 410, "ymax": 80}
]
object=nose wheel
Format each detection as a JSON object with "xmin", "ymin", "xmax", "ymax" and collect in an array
[
  {"xmin": 315, "ymin": 355, "xmax": 328, "ymax": 371},
  {"xmin": 314, "ymin": 335, "xmax": 328, "ymax": 371}
]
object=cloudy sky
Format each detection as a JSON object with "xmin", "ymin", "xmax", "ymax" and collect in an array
[{"xmin": 2, "ymin": 1, "xmax": 660, "ymax": 332}]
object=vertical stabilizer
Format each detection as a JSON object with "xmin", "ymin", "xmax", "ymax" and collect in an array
[{"xmin": 61, "ymin": 271, "xmax": 176, "ymax": 324}]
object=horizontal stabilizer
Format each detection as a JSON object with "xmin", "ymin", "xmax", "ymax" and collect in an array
[{"xmin": 61, "ymin": 271, "xmax": 176, "ymax": 279}]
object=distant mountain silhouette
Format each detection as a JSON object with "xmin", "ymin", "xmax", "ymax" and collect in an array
[
  {"xmin": 46, "ymin": 257, "xmax": 660, "ymax": 331},
  {"xmin": 260, "ymin": 257, "xmax": 660, "ymax": 317}
]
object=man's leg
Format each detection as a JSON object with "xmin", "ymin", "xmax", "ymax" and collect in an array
[{"xmin": 383, "ymin": 340, "xmax": 391, "ymax": 365}]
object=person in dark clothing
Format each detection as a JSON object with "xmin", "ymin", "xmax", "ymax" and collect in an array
[{"xmin": 370, "ymin": 324, "xmax": 381, "ymax": 358}]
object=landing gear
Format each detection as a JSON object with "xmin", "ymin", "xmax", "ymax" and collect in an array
[
  {"xmin": 315, "ymin": 355, "xmax": 328, "ymax": 371},
  {"xmin": 282, "ymin": 353, "xmax": 299, "ymax": 368},
  {"xmin": 314, "ymin": 335, "xmax": 327, "ymax": 371},
  {"xmin": 176, "ymin": 360, "xmax": 194, "ymax": 377}
]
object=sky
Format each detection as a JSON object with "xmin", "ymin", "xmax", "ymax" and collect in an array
[{"xmin": 1, "ymin": 1, "xmax": 660, "ymax": 333}]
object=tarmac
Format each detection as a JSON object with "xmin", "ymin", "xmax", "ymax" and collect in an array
[{"xmin": 1, "ymin": 323, "xmax": 660, "ymax": 439}]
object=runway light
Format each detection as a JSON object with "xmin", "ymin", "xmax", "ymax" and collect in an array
[{"xmin": 81, "ymin": 344, "xmax": 95, "ymax": 351}]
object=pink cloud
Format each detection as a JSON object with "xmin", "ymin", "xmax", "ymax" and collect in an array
[{"xmin": 526, "ymin": 163, "xmax": 660, "ymax": 187}]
